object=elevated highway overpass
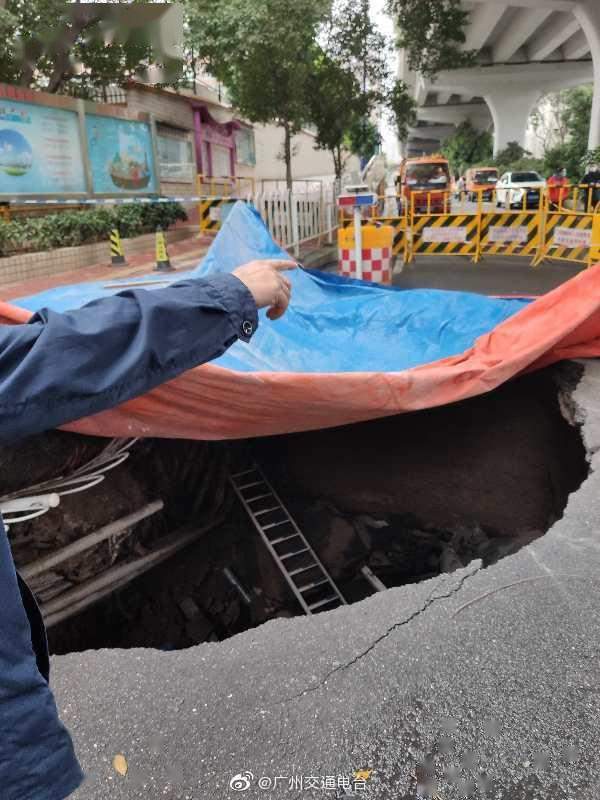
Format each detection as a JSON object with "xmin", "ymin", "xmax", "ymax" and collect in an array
[{"xmin": 399, "ymin": 0, "xmax": 599, "ymax": 157}]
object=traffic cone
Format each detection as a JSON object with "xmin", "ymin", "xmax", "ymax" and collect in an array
[
  {"xmin": 154, "ymin": 226, "xmax": 173, "ymax": 271},
  {"xmin": 110, "ymin": 228, "xmax": 126, "ymax": 266}
]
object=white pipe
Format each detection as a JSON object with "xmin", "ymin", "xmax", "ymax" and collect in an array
[
  {"xmin": 21, "ymin": 500, "xmax": 164, "ymax": 580},
  {"xmin": 361, "ymin": 565, "xmax": 387, "ymax": 592},
  {"xmin": 43, "ymin": 575, "xmax": 137, "ymax": 629},
  {"xmin": 1, "ymin": 493, "xmax": 60, "ymax": 514},
  {"xmin": 103, "ymin": 279, "xmax": 173, "ymax": 289},
  {"xmin": 41, "ymin": 516, "xmax": 224, "ymax": 625}
]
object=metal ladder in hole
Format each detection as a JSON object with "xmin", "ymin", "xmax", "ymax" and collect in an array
[{"xmin": 229, "ymin": 464, "xmax": 346, "ymax": 614}]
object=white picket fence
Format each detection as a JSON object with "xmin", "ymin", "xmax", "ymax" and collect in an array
[{"xmin": 239, "ymin": 187, "xmax": 338, "ymax": 255}]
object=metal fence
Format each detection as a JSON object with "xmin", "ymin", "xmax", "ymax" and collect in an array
[{"xmin": 199, "ymin": 186, "xmax": 338, "ymax": 256}]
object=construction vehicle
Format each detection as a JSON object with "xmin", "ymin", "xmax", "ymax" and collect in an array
[
  {"xmin": 464, "ymin": 167, "xmax": 499, "ymax": 202},
  {"xmin": 395, "ymin": 155, "xmax": 451, "ymax": 214}
]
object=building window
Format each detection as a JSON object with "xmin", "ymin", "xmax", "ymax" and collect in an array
[
  {"xmin": 157, "ymin": 131, "xmax": 195, "ymax": 182},
  {"xmin": 235, "ymin": 127, "xmax": 256, "ymax": 166}
]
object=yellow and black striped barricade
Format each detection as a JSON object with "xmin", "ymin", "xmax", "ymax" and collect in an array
[
  {"xmin": 199, "ymin": 197, "xmax": 230, "ymax": 235},
  {"xmin": 590, "ymin": 210, "xmax": 600, "ymax": 266},
  {"xmin": 375, "ymin": 216, "xmax": 407, "ymax": 263},
  {"xmin": 109, "ymin": 228, "xmax": 126, "ymax": 266},
  {"xmin": 478, "ymin": 209, "xmax": 542, "ymax": 263},
  {"xmin": 408, "ymin": 197, "xmax": 479, "ymax": 263},
  {"xmin": 535, "ymin": 208, "xmax": 594, "ymax": 267}
]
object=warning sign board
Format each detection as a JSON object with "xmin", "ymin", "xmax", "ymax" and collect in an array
[
  {"xmin": 422, "ymin": 226, "xmax": 467, "ymax": 243},
  {"xmin": 209, "ymin": 206, "xmax": 221, "ymax": 222},
  {"xmin": 488, "ymin": 226, "xmax": 528, "ymax": 244},
  {"xmin": 553, "ymin": 226, "xmax": 591, "ymax": 248}
]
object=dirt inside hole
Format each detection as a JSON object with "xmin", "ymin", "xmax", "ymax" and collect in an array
[{"xmin": 12, "ymin": 366, "xmax": 584, "ymax": 654}]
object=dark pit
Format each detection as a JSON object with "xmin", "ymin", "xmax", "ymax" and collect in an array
[{"xmin": 4, "ymin": 366, "xmax": 586, "ymax": 655}]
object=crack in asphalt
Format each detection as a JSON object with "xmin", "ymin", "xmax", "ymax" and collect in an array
[{"xmin": 286, "ymin": 565, "xmax": 482, "ymax": 703}]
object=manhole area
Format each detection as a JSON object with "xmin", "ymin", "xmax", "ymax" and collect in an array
[{"xmin": 12, "ymin": 367, "xmax": 585, "ymax": 654}]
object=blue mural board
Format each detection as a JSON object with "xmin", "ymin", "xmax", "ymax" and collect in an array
[
  {"xmin": 0, "ymin": 99, "xmax": 86, "ymax": 194},
  {"xmin": 86, "ymin": 114, "xmax": 157, "ymax": 194}
]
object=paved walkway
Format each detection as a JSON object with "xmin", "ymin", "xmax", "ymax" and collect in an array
[
  {"xmin": 1, "ymin": 235, "xmax": 212, "ymax": 301},
  {"xmin": 1, "ymin": 237, "xmax": 335, "ymax": 303}
]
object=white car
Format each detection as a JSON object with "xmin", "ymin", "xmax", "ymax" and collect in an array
[{"xmin": 495, "ymin": 171, "xmax": 546, "ymax": 209}]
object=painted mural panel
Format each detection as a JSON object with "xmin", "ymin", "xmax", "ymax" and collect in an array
[
  {"xmin": 86, "ymin": 114, "xmax": 157, "ymax": 193},
  {"xmin": 0, "ymin": 99, "xmax": 86, "ymax": 194}
]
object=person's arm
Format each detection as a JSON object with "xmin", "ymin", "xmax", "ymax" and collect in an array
[{"xmin": 0, "ymin": 260, "xmax": 294, "ymax": 445}]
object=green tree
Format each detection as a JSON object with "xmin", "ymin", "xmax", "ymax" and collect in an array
[
  {"xmin": 323, "ymin": 0, "xmax": 389, "ymax": 99},
  {"xmin": 541, "ymin": 86, "xmax": 593, "ymax": 179},
  {"xmin": 387, "ymin": 79, "xmax": 417, "ymax": 144},
  {"xmin": 345, "ymin": 116, "xmax": 381, "ymax": 162},
  {"xmin": 492, "ymin": 141, "xmax": 544, "ymax": 175},
  {"xmin": 0, "ymin": 1, "xmax": 162, "ymax": 96},
  {"xmin": 308, "ymin": 55, "xmax": 368, "ymax": 183},
  {"xmin": 310, "ymin": 0, "xmax": 389, "ymax": 183},
  {"xmin": 186, "ymin": 0, "xmax": 329, "ymax": 190},
  {"xmin": 441, "ymin": 121, "xmax": 493, "ymax": 175},
  {"xmin": 387, "ymin": 0, "xmax": 476, "ymax": 78}
]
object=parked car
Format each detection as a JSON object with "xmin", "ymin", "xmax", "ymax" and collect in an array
[{"xmin": 495, "ymin": 171, "xmax": 546, "ymax": 209}]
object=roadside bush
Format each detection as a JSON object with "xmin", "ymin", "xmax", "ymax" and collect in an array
[{"xmin": 0, "ymin": 201, "xmax": 188, "ymax": 257}]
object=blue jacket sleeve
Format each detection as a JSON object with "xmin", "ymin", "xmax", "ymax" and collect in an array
[{"xmin": 0, "ymin": 272, "xmax": 258, "ymax": 445}]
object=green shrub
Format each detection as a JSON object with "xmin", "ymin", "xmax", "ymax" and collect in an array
[{"xmin": 0, "ymin": 201, "xmax": 188, "ymax": 257}]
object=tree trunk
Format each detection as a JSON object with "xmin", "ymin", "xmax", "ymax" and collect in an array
[
  {"xmin": 332, "ymin": 145, "xmax": 342, "ymax": 183},
  {"xmin": 283, "ymin": 120, "xmax": 293, "ymax": 193},
  {"xmin": 45, "ymin": 7, "xmax": 103, "ymax": 93}
]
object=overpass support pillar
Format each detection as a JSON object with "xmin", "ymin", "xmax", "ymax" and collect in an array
[
  {"xmin": 485, "ymin": 89, "xmax": 542, "ymax": 157},
  {"xmin": 575, "ymin": 1, "xmax": 600, "ymax": 151}
]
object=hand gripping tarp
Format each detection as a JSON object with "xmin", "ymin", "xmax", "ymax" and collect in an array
[{"xmin": 2, "ymin": 201, "xmax": 600, "ymax": 440}]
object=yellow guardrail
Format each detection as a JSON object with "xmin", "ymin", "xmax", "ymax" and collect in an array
[{"xmin": 196, "ymin": 174, "xmax": 255, "ymax": 198}]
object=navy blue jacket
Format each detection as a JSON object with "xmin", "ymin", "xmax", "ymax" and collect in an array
[{"xmin": 0, "ymin": 273, "xmax": 258, "ymax": 800}]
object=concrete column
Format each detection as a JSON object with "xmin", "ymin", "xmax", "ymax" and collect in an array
[
  {"xmin": 484, "ymin": 89, "xmax": 541, "ymax": 156},
  {"xmin": 575, "ymin": 0, "xmax": 600, "ymax": 150}
]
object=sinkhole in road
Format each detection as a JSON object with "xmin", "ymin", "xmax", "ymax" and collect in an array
[{"xmin": 47, "ymin": 366, "xmax": 588, "ymax": 654}]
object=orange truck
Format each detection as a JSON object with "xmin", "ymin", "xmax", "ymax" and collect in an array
[
  {"xmin": 464, "ymin": 167, "xmax": 499, "ymax": 201},
  {"xmin": 395, "ymin": 155, "xmax": 451, "ymax": 214}
]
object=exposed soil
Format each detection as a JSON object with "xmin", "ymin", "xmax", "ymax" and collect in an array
[
  {"xmin": 1, "ymin": 366, "xmax": 588, "ymax": 654},
  {"xmin": 256, "ymin": 368, "xmax": 587, "ymax": 537}
]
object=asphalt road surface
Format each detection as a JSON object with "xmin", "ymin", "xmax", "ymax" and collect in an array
[
  {"xmin": 51, "ymin": 360, "xmax": 600, "ymax": 799},
  {"xmin": 393, "ymin": 255, "xmax": 581, "ymax": 297}
]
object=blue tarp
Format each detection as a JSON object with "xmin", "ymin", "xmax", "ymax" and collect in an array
[{"xmin": 13, "ymin": 202, "xmax": 530, "ymax": 374}]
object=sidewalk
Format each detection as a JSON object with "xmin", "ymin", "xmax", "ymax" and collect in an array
[
  {"xmin": 1, "ymin": 236, "xmax": 336, "ymax": 303},
  {"xmin": 1, "ymin": 235, "xmax": 212, "ymax": 301}
]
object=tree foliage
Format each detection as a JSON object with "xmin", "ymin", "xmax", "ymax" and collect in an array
[
  {"xmin": 387, "ymin": 79, "xmax": 417, "ymax": 143},
  {"xmin": 345, "ymin": 117, "xmax": 381, "ymax": 163},
  {"xmin": 541, "ymin": 86, "xmax": 593, "ymax": 179},
  {"xmin": 0, "ymin": 1, "xmax": 159, "ymax": 96},
  {"xmin": 322, "ymin": 0, "xmax": 388, "ymax": 98},
  {"xmin": 387, "ymin": 0, "xmax": 476, "ymax": 78},
  {"xmin": 310, "ymin": 0, "xmax": 389, "ymax": 181},
  {"xmin": 308, "ymin": 54, "xmax": 367, "ymax": 181},
  {"xmin": 491, "ymin": 142, "xmax": 544, "ymax": 175},
  {"xmin": 441, "ymin": 121, "xmax": 493, "ymax": 175},
  {"xmin": 185, "ymin": 0, "xmax": 329, "ymax": 190}
]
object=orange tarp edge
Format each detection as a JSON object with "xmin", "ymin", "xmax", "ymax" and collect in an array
[{"xmin": 1, "ymin": 266, "xmax": 600, "ymax": 440}]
